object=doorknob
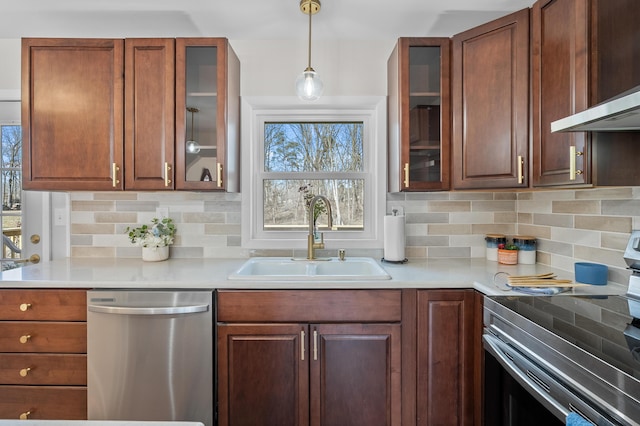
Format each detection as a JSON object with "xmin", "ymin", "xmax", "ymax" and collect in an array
[
  {"xmin": 15, "ymin": 254, "xmax": 40, "ymax": 264},
  {"xmin": 30, "ymin": 234, "xmax": 40, "ymax": 244}
]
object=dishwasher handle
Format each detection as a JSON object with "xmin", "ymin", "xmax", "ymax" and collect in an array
[{"xmin": 88, "ymin": 304, "xmax": 209, "ymax": 315}]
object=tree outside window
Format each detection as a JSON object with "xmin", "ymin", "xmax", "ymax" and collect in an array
[{"xmin": 262, "ymin": 122, "xmax": 364, "ymax": 231}]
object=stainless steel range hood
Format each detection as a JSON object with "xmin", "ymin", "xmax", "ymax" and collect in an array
[{"xmin": 551, "ymin": 85, "xmax": 640, "ymax": 132}]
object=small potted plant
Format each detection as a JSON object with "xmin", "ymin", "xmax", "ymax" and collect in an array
[
  {"xmin": 497, "ymin": 242, "xmax": 519, "ymax": 265},
  {"xmin": 125, "ymin": 217, "xmax": 176, "ymax": 262}
]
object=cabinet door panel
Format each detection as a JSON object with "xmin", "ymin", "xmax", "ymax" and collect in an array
[
  {"xmin": 175, "ymin": 38, "xmax": 240, "ymax": 191},
  {"xmin": 217, "ymin": 323, "xmax": 309, "ymax": 426},
  {"xmin": 21, "ymin": 38, "xmax": 124, "ymax": 191},
  {"xmin": 452, "ymin": 9, "xmax": 529, "ymax": 189},
  {"xmin": 311, "ymin": 323, "xmax": 401, "ymax": 426},
  {"xmin": 416, "ymin": 290, "xmax": 475, "ymax": 425},
  {"xmin": 124, "ymin": 38, "xmax": 175, "ymax": 190},
  {"xmin": 388, "ymin": 38, "xmax": 451, "ymax": 192},
  {"xmin": 532, "ymin": 0, "xmax": 589, "ymax": 186}
]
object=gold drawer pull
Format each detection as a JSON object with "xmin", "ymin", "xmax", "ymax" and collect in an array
[
  {"xmin": 19, "ymin": 367, "xmax": 31, "ymax": 377},
  {"xmin": 164, "ymin": 162, "xmax": 172, "ymax": 187},
  {"xmin": 19, "ymin": 334, "xmax": 31, "ymax": 344},
  {"xmin": 19, "ymin": 303, "xmax": 32, "ymax": 312},
  {"xmin": 403, "ymin": 163, "xmax": 410, "ymax": 188},
  {"xmin": 20, "ymin": 411, "xmax": 31, "ymax": 420}
]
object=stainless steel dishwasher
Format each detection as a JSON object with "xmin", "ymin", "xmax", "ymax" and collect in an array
[{"xmin": 87, "ymin": 290, "xmax": 213, "ymax": 426}]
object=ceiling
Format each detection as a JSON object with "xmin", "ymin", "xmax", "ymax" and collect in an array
[{"xmin": 3, "ymin": 0, "xmax": 533, "ymax": 40}]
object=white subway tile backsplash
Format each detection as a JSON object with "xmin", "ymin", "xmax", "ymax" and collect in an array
[{"xmin": 68, "ymin": 188, "xmax": 640, "ymax": 284}]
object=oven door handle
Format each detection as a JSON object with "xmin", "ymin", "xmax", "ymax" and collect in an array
[{"xmin": 483, "ymin": 333, "xmax": 570, "ymax": 419}]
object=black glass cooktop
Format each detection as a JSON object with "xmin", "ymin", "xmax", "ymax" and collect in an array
[{"xmin": 489, "ymin": 294, "xmax": 640, "ymax": 383}]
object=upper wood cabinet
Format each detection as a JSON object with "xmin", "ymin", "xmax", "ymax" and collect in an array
[
  {"xmin": 175, "ymin": 38, "xmax": 240, "ymax": 192},
  {"xmin": 21, "ymin": 37, "xmax": 240, "ymax": 192},
  {"xmin": 451, "ymin": 9, "xmax": 530, "ymax": 190},
  {"xmin": 532, "ymin": 0, "xmax": 590, "ymax": 187},
  {"xmin": 590, "ymin": 0, "xmax": 640, "ymax": 186},
  {"xmin": 388, "ymin": 38, "xmax": 451, "ymax": 192},
  {"xmin": 22, "ymin": 38, "xmax": 125, "ymax": 191},
  {"xmin": 124, "ymin": 39, "xmax": 175, "ymax": 190}
]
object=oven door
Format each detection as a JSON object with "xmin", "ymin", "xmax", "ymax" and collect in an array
[{"xmin": 483, "ymin": 331, "xmax": 619, "ymax": 426}]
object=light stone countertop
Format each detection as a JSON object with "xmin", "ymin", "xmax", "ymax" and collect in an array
[{"xmin": 0, "ymin": 257, "xmax": 627, "ymax": 297}]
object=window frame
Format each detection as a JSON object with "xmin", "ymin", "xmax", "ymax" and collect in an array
[{"xmin": 241, "ymin": 96, "xmax": 386, "ymax": 250}]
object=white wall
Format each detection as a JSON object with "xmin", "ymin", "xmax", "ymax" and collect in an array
[
  {"xmin": 0, "ymin": 39, "xmax": 20, "ymax": 92},
  {"xmin": 230, "ymin": 39, "xmax": 395, "ymax": 97}
]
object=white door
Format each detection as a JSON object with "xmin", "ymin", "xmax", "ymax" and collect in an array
[{"xmin": 0, "ymin": 99, "xmax": 48, "ymax": 270}]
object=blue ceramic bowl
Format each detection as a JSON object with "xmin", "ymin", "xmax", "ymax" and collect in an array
[{"xmin": 574, "ymin": 262, "xmax": 608, "ymax": 285}]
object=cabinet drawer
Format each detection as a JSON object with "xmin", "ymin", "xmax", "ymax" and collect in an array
[
  {"xmin": 0, "ymin": 289, "xmax": 87, "ymax": 321},
  {"xmin": 0, "ymin": 385, "xmax": 87, "ymax": 420},
  {"xmin": 0, "ymin": 353, "xmax": 86, "ymax": 385},
  {"xmin": 217, "ymin": 290, "xmax": 402, "ymax": 322},
  {"xmin": 0, "ymin": 322, "xmax": 86, "ymax": 353}
]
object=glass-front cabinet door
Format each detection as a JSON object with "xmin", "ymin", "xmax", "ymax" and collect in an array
[
  {"xmin": 388, "ymin": 38, "xmax": 450, "ymax": 191},
  {"xmin": 175, "ymin": 38, "xmax": 240, "ymax": 191}
]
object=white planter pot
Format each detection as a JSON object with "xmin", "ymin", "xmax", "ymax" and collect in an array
[{"xmin": 142, "ymin": 246, "xmax": 169, "ymax": 262}]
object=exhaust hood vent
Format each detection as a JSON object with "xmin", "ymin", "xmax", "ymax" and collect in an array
[{"xmin": 551, "ymin": 85, "xmax": 640, "ymax": 132}]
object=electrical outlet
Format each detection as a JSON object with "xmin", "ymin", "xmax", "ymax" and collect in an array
[
  {"xmin": 156, "ymin": 207, "xmax": 169, "ymax": 218},
  {"xmin": 390, "ymin": 205, "xmax": 404, "ymax": 216}
]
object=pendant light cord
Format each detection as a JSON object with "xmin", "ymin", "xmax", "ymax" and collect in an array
[{"xmin": 307, "ymin": 6, "xmax": 312, "ymax": 70}]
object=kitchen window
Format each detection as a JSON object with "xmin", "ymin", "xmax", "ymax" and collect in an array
[{"xmin": 242, "ymin": 97, "xmax": 386, "ymax": 250}]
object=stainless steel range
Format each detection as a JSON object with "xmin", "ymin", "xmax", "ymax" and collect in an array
[{"xmin": 483, "ymin": 231, "xmax": 640, "ymax": 426}]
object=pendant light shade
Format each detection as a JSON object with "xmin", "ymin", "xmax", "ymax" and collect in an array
[
  {"xmin": 296, "ymin": 68, "xmax": 323, "ymax": 101},
  {"xmin": 296, "ymin": 0, "xmax": 323, "ymax": 101}
]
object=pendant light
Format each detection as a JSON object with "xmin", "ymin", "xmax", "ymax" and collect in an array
[
  {"xmin": 185, "ymin": 107, "xmax": 200, "ymax": 154},
  {"xmin": 295, "ymin": 0, "xmax": 324, "ymax": 101}
]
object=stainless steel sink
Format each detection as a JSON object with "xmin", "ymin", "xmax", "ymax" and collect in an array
[{"xmin": 228, "ymin": 257, "xmax": 391, "ymax": 281}]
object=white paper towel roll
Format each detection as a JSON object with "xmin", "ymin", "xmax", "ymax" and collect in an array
[{"xmin": 384, "ymin": 215, "xmax": 406, "ymax": 261}]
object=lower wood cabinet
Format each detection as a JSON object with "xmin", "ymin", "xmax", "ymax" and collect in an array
[
  {"xmin": 0, "ymin": 289, "xmax": 87, "ymax": 420},
  {"xmin": 217, "ymin": 290, "xmax": 402, "ymax": 426},
  {"xmin": 402, "ymin": 289, "xmax": 479, "ymax": 426}
]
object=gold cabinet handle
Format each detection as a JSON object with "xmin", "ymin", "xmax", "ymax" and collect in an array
[
  {"xmin": 517, "ymin": 155, "xmax": 524, "ymax": 184},
  {"xmin": 164, "ymin": 162, "xmax": 172, "ymax": 187},
  {"xmin": 19, "ymin": 335, "xmax": 31, "ymax": 344},
  {"xmin": 403, "ymin": 163, "xmax": 409, "ymax": 188},
  {"xmin": 112, "ymin": 163, "xmax": 120, "ymax": 188},
  {"xmin": 217, "ymin": 163, "xmax": 223, "ymax": 187},
  {"xmin": 19, "ymin": 411, "xmax": 31, "ymax": 420},
  {"xmin": 313, "ymin": 329, "xmax": 318, "ymax": 361},
  {"xmin": 300, "ymin": 330, "xmax": 305, "ymax": 361},
  {"xmin": 19, "ymin": 303, "xmax": 31, "ymax": 312},
  {"xmin": 19, "ymin": 367, "xmax": 31, "ymax": 377},
  {"xmin": 569, "ymin": 146, "xmax": 583, "ymax": 181},
  {"xmin": 14, "ymin": 254, "xmax": 40, "ymax": 265}
]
